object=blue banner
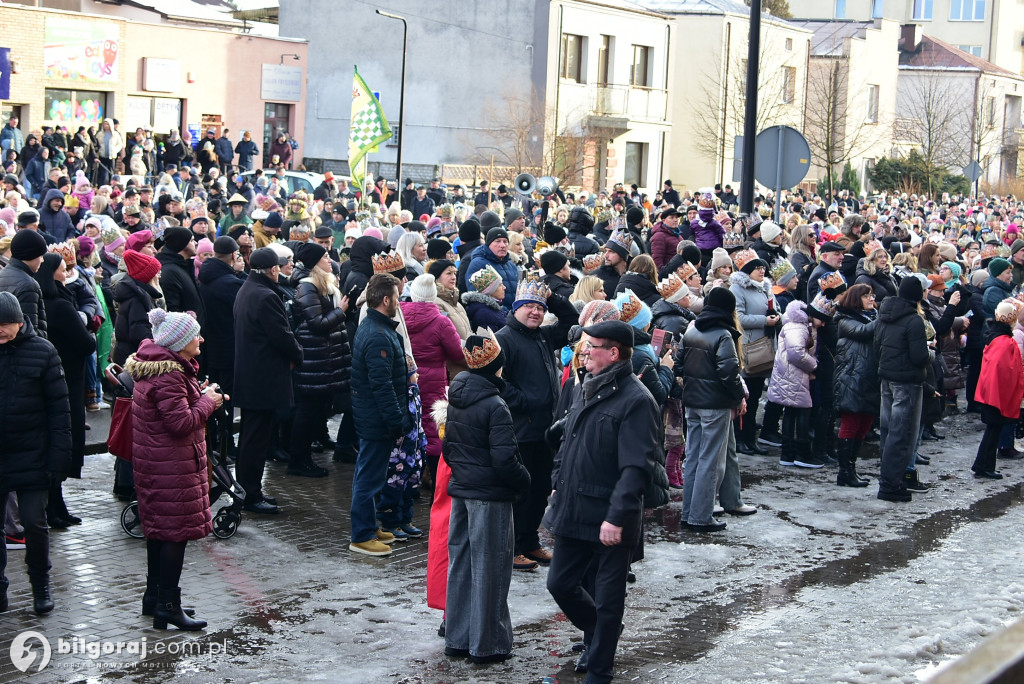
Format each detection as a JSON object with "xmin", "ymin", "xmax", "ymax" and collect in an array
[{"xmin": 0, "ymin": 48, "xmax": 10, "ymax": 100}]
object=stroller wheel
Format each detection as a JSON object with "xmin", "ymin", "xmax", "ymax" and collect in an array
[
  {"xmin": 120, "ymin": 502, "xmax": 144, "ymax": 539},
  {"xmin": 212, "ymin": 506, "xmax": 240, "ymax": 539}
]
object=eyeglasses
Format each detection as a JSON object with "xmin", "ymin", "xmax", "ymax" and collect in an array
[{"xmin": 581, "ymin": 340, "xmax": 610, "ymax": 352}]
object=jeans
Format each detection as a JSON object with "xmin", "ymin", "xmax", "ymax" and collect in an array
[
  {"xmin": 512, "ymin": 441, "xmax": 553, "ymax": 555},
  {"xmin": 717, "ymin": 423, "xmax": 744, "ymax": 510},
  {"xmin": 879, "ymin": 380, "xmax": 923, "ymax": 494},
  {"xmin": 445, "ymin": 497, "xmax": 515, "ymax": 658},
  {"xmin": 350, "ymin": 438, "xmax": 392, "ymax": 543},
  {"xmin": 547, "ymin": 534, "xmax": 632, "ymax": 684},
  {"xmin": 0, "ymin": 489, "xmax": 50, "ymax": 591},
  {"xmin": 683, "ymin": 407, "xmax": 731, "ymax": 525}
]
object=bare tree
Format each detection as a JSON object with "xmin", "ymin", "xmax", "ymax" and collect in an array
[{"xmin": 898, "ymin": 73, "xmax": 971, "ymax": 194}]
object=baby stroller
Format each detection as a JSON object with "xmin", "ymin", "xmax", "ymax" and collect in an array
[{"xmin": 106, "ymin": 364, "xmax": 246, "ymax": 540}]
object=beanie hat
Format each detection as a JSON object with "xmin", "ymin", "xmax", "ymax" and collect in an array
[
  {"xmin": 149, "ymin": 308, "xmax": 201, "ymax": 352},
  {"xmin": 626, "ymin": 206, "xmax": 645, "ymax": 227},
  {"xmin": 363, "ymin": 227, "xmax": 384, "ymax": 240},
  {"xmin": 540, "ymin": 249, "xmax": 569, "ymax": 275},
  {"xmin": 760, "ymin": 221, "xmax": 783, "ymax": 244},
  {"xmin": 709, "ymin": 248, "xmax": 733, "ymax": 273},
  {"xmin": 196, "ymin": 238, "xmax": 214, "ymax": 256},
  {"xmin": 214, "ymin": 236, "xmax": 239, "ymax": 255},
  {"xmin": 249, "ymin": 247, "xmax": 280, "ymax": 270},
  {"xmin": 480, "ymin": 211, "xmax": 502, "ymax": 230},
  {"xmin": 513, "ymin": 279, "xmax": 551, "ymax": 311},
  {"xmin": 426, "ymin": 217, "xmax": 443, "ymax": 236},
  {"xmin": 469, "ymin": 264, "xmax": 503, "ymax": 296},
  {"xmin": 613, "ymin": 289, "xmax": 652, "ymax": 330},
  {"xmin": 387, "ymin": 225, "xmax": 406, "ymax": 249},
  {"xmin": 578, "ymin": 300, "xmax": 620, "ymax": 327},
  {"xmin": 426, "ymin": 238, "xmax": 451, "ymax": 260},
  {"xmin": 988, "ymin": 257, "xmax": 1011, "ymax": 278},
  {"xmin": 427, "ymin": 258, "xmax": 455, "ymax": 281},
  {"xmin": 163, "ymin": 226, "xmax": 193, "ymax": 253},
  {"xmin": 0, "ymin": 291, "xmax": 24, "ymax": 324},
  {"xmin": 264, "ymin": 212, "xmax": 284, "ymax": 230},
  {"xmin": 409, "ymin": 273, "xmax": 438, "ymax": 302},
  {"xmin": 17, "ymin": 210, "xmax": 38, "ymax": 227},
  {"xmin": 74, "ymin": 169, "xmax": 91, "ymax": 191},
  {"xmin": 125, "ymin": 230, "xmax": 153, "ymax": 253},
  {"xmin": 10, "ymin": 229, "xmax": 48, "ymax": 261},
  {"xmin": 504, "ymin": 208, "xmax": 524, "ymax": 227},
  {"xmin": 544, "ymin": 223, "xmax": 567, "ymax": 245},
  {"xmin": 704, "ymin": 285, "xmax": 736, "ymax": 313},
  {"xmin": 941, "ymin": 261, "xmax": 962, "ymax": 283},
  {"xmin": 76, "ymin": 235, "xmax": 96, "ymax": 259},
  {"xmin": 295, "ymin": 242, "xmax": 327, "ymax": 270},
  {"xmin": 123, "ymin": 250, "xmax": 161, "ymax": 283},
  {"xmin": 897, "ymin": 273, "xmax": 924, "ymax": 302},
  {"xmin": 459, "ymin": 216, "xmax": 482, "ymax": 244},
  {"xmin": 485, "ymin": 227, "xmax": 509, "ymax": 246},
  {"xmin": 463, "ymin": 330, "xmax": 505, "ymax": 375},
  {"xmin": 266, "ymin": 242, "xmax": 293, "ymax": 266}
]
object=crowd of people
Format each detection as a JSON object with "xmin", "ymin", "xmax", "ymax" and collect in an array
[{"xmin": 3, "ymin": 110, "xmax": 1024, "ymax": 681}]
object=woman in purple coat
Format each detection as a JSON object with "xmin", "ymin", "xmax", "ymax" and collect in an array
[{"xmin": 127, "ymin": 309, "xmax": 224, "ymax": 631}]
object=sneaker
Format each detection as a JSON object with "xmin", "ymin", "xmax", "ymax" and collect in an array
[
  {"xmin": 349, "ymin": 540, "xmax": 393, "ymax": 556},
  {"xmin": 375, "ymin": 529, "xmax": 396, "ymax": 544},
  {"xmin": 380, "ymin": 527, "xmax": 409, "ymax": 542},
  {"xmin": 399, "ymin": 523, "xmax": 423, "ymax": 538},
  {"xmin": 779, "ymin": 457, "xmax": 795, "ymax": 466},
  {"xmin": 794, "ymin": 456, "xmax": 825, "ymax": 469},
  {"xmin": 5, "ymin": 534, "xmax": 25, "ymax": 550},
  {"xmin": 758, "ymin": 431, "xmax": 783, "ymax": 448},
  {"xmin": 712, "ymin": 505, "xmax": 725, "ymax": 515},
  {"xmin": 725, "ymin": 504, "xmax": 757, "ymax": 516},
  {"xmin": 513, "ymin": 554, "xmax": 539, "ymax": 571},
  {"xmin": 904, "ymin": 472, "xmax": 930, "ymax": 493}
]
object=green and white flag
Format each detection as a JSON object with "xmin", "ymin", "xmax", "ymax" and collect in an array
[{"xmin": 349, "ymin": 66, "xmax": 392, "ymax": 194}]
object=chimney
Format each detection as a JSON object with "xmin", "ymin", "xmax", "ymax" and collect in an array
[{"xmin": 900, "ymin": 24, "xmax": 922, "ymax": 53}]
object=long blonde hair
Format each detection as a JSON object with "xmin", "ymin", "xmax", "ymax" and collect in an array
[
  {"xmin": 308, "ymin": 263, "xmax": 337, "ymax": 298},
  {"xmin": 571, "ymin": 275, "xmax": 605, "ymax": 304}
]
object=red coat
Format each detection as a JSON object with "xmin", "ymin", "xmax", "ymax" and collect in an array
[
  {"xmin": 401, "ymin": 301, "xmax": 466, "ymax": 458},
  {"xmin": 426, "ymin": 454, "xmax": 452, "ymax": 611},
  {"xmin": 976, "ymin": 333, "xmax": 1024, "ymax": 419},
  {"xmin": 127, "ymin": 339, "xmax": 216, "ymax": 542}
]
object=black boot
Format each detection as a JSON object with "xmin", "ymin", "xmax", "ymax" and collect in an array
[
  {"xmin": 31, "ymin": 578, "xmax": 54, "ymax": 615},
  {"xmin": 54, "ymin": 485, "xmax": 81, "ymax": 525},
  {"xmin": 142, "ymin": 575, "xmax": 195, "ymax": 617},
  {"xmin": 836, "ymin": 439, "xmax": 868, "ymax": 487},
  {"xmin": 287, "ymin": 453, "xmax": 329, "ymax": 478},
  {"xmin": 848, "ymin": 439, "xmax": 870, "ymax": 484},
  {"xmin": 153, "ymin": 587, "xmax": 206, "ymax": 630}
]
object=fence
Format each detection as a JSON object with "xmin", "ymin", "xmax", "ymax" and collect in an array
[{"xmin": 299, "ymin": 158, "xmax": 541, "ymax": 192}]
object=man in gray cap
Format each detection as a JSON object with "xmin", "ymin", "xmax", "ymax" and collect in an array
[{"xmin": 545, "ymin": 318, "xmax": 661, "ymax": 681}]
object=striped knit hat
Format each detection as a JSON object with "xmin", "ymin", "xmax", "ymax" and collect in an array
[{"xmin": 149, "ymin": 309, "xmax": 201, "ymax": 352}]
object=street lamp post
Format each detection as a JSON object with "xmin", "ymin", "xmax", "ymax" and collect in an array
[{"xmin": 376, "ymin": 10, "xmax": 408, "ymax": 191}]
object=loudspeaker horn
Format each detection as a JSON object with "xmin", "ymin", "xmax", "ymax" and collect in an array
[
  {"xmin": 536, "ymin": 176, "xmax": 558, "ymax": 196},
  {"xmin": 514, "ymin": 173, "xmax": 536, "ymax": 194}
]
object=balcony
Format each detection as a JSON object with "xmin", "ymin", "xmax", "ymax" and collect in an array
[{"xmin": 585, "ymin": 84, "xmax": 668, "ymax": 132}]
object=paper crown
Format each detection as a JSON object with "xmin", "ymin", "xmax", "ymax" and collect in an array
[
  {"xmin": 436, "ymin": 203, "xmax": 454, "ymax": 219},
  {"xmin": 372, "ymin": 249, "xmax": 406, "ymax": 275},
  {"xmin": 49, "ymin": 240, "xmax": 76, "ymax": 267},
  {"xmin": 582, "ymin": 253, "xmax": 603, "ymax": 273},
  {"xmin": 810, "ymin": 292, "xmax": 837, "ymax": 318},
  {"xmin": 605, "ymin": 229, "xmax": 634, "ymax": 256},
  {"xmin": 769, "ymin": 257, "xmax": 796, "ymax": 284},
  {"xmin": 732, "ymin": 249, "xmax": 759, "ymax": 272},
  {"xmin": 995, "ymin": 297, "xmax": 1024, "ymax": 325},
  {"xmin": 723, "ymin": 232, "xmax": 745, "ymax": 250},
  {"xmin": 615, "ymin": 289, "xmax": 643, "ymax": 324},
  {"xmin": 469, "ymin": 264, "xmax": 502, "ymax": 294},
  {"xmin": 657, "ymin": 273, "xmax": 687, "ymax": 304},
  {"xmin": 463, "ymin": 328, "xmax": 503, "ymax": 369},
  {"xmin": 818, "ymin": 270, "xmax": 847, "ymax": 294},
  {"xmin": 698, "ymin": 192, "xmax": 716, "ymax": 209},
  {"xmin": 980, "ymin": 243, "xmax": 1000, "ymax": 261},
  {"xmin": 514, "ymin": 278, "xmax": 551, "ymax": 307},
  {"xmin": 676, "ymin": 261, "xmax": 698, "ymax": 282},
  {"xmin": 758, "ymin": 205, "xmax": 773, "ymax": 218},
  {"xmin": 863, "ymin": 240, "xmax": 884, "ymax": 256},
  {"xmin": 100, "ymin": 224, "xmax": 122, "ymax": 246}
]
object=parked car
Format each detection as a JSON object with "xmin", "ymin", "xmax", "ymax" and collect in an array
[{"xmin": 240, "ymin": 170, "xmax": 348, "ymax": 196}]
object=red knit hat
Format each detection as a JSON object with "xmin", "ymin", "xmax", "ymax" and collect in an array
[{"xmin": 124, "ymin": 249, "xmax": 161, "ymax": 283}]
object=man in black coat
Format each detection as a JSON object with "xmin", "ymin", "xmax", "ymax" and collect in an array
[
  {"xmin": 455, "ymin": 217, "xmax": 483, "ymax": 296},
  {"xmin": 545, "ymin": 319, "xmax": 659, "ymax": 682},
  {"xmin": 494, "ymin": 280, "xmax": 577, "ymax": 569},
  {"xmin": 539, "ymin": 250, "xmax": 575, "ymax": 299},
  {"xmin": 232, "ymin": 248, "xmax": 303, "ymax": 514},
  {"xmin": 156, "ymin": 227, "xmax": 206, "ymax": 330},
  {"xmin": 0, "ymin": 292, "xmax": 71, "ymax": 614},
  {"xmin": 805, "ymin": 242, "xmax": 845, "ymax": 302},
  {"xmin": 0, "ymin": 230, "xmax": 49, "ymax": 338}
]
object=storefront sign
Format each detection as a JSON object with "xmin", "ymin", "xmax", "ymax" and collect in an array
[
  {"xmin": 0, "ymin": 48, "xmax": 10, "ymax": 100},
  {"xmin": 153, "ymin": 98, "xmax": 181, "ymax": 132},
  {"xmin": 142, "ymin": 58, "xmax": 181, "ymax": 93},
  {"xmin": 261, "ymin": 64, "xmax": 302, "ymax": 102},
  {"xmin": 44, "ymin": 17, "xmax": 119, "ymax": 84}
]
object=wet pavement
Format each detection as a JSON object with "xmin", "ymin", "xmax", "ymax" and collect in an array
[{"xmin": 2, "ymin": 409, "xmax": 1024, "ymax": 683}]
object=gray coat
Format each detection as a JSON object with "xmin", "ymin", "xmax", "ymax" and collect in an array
[
  {"xmin": 729, "ymin": 270, "xmax": 776, "ymax": 346},
  {"xmin": 766, "ymin": 301, "xmax": 817, "ymax": 409}
]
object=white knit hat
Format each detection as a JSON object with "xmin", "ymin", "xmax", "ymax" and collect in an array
[
  {"xmin": 409, "ymin": 273, "xmax": 437, "ymax": 302},
  {"xmin": 760, "ymin": 220, "xmax": 783, "ymax": 244},
  {"xmin": 709, "ymin": 247, "xmax": 733, "ymax": 273}
]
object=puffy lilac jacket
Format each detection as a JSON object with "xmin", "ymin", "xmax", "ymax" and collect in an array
[{"xmin": 766, "ymin": 301, "xmax": 818, "ymax": 408}]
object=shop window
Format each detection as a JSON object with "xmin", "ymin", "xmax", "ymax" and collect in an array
[
  {"xmin": 624, "ymin": 141, "xmax": 647, "ymax": 187},
  {"xmin": 44, "ymin": 88, "xmax": 107, "ymax": 126}
]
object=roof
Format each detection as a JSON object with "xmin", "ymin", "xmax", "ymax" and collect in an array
[
  {"xmin": 638, "ymin": 0, "xmax": 761, "ymax": 16},
  {"xmin": 900, "ymin": 34, "xmax": 1023, "ymax": 79},
  {"xmin": 787, "ymin": 19, "xmax": 875, "ymax": 57},
  {"xmin": 110, "ymin": 0, "xmax": 241, "ymax": 26}
]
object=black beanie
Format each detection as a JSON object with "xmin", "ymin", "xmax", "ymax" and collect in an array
[
  {"xmin": 704, "ymin": 286, "xmax": 736, "ymax": 313},
  {"xmin": 295, "ymin": 242, "xmax": 327, "ymax": 270},
  {"xmin": 427, "ymin": 258, "xmax": 456, "ymax": 280},
  {"xmin": 10, "ymin": 230, "xmax": 48, "ymax": 261},
  {"xmin": 213, "ymin": 236, "xmax": 238, "ymax": 255},
  {"xmin": 626, "ymin": 206, "xmax": 645, "ymax": 227},
  {"xmin": 540, "ymin": 249, "xmax": 569, "ymax": 275},
  {"xmin": 485, "ymin": 227, "xmax": 509, "ymax": 246},
  {"xmin": 459, "ymin": 217, "xmax": 482, "ymax": 244},
  {"xmin": 898, "ymin": 275, "xmax": 924, "ymax": 302},
  {"xmin": 544, "ymin": 223, "xmax": 567, "ymax": 244},
  {"xmin": 163, "ymin": 226, "xmax": 193, "ymax": 253},
  {"xmin": 680, "ymin": 244, "xmax": 702, "ymax": 267},
  {"xmin": 426, "ymin": 238, "xmax": 451, "ymax": 260},
  {"xmin": 407, "ymin": 220, "xmax": 426, "ymax": 234}
]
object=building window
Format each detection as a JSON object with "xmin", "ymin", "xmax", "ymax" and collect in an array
[
  {"xmin": 986, "ymin": 96, "xmax": 996, "ymax": 128},
  {"xmin": 624, "ymin": 141, "xmax": 647, "ymax": 187},
  {"xmin": 630, "ymin": 45, "xmax": 651, "ymax": 87},
  {"xmin": 125, "ymin": 95, "xmax": 182, "ymax": 132},
  {"xmin": 866, "ymin": 84, "xmax": 879, "ymax": 123},
  {"xmin": 44, "ymin": 88, "xmax": 108, "ymax": 126},
  {"xmin": 912, "ymin": 0, "xmax": 933, "ymax": 20},
  {"xmin": 958, "ymin": 45, "xmax": 983, "ymax": 57},
  {"xmin": 598, "ymin": 35, "xmax": 612, "ymax": 85},
  {"xmin": 872, "ymin": 0, "xmax": 884, "ymax": 18},
  {"xmin": 264, "ymin": 102, "xmax": 292, "ymax": 161},
  {"xmin": 785, "ymin": 38, "xmax": 793, "ymax": 51},
  {"xmin": 782, "ymin": 67, "xmax": 797, "ymax": 104},
  {"xmin": 561, "ymin": 34, "xmax": 584, "ymax": 83},
  {"xmin": 950, "ymin": 0, "xmax": 985, "ymax": 21},
  {"xmin": 835, "ymin": 0, "xmax": 846, "ymax": 19}
]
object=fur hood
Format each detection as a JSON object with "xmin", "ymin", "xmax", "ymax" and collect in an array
[
  {"xmin": 461, "ymin": 290, "xmax": 502, "ymax": 309},
  {"xmin": 431, "ymin": 391, "xmax": 449, "ymax": 439},
  {"xmin": 125, "ymin": 339, "xmax": 193, "ymax": 380}
]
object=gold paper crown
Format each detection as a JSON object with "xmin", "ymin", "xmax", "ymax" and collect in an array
[
  {"xmin": 818, "ymin": 270, "xmax": 847, "ymax": 293},
  {"xmin": 864, "ymin": 240, "xmax": 884, "ymax": 256},
  {"xmin": 676, "ymin": 261, "xmax": 698, "ymax": 282},
  {"xmin": 49, "ymin": 240, "xmax": 77, "ymax": 267},
  {"xmin": 469, "ymin": 264, "xmax": 502, "ymax": 293},
  {"xmin": 463, "ymin": 328, "xmax": 503, "ymax": 369},
  {"xmin": 732, "ymin": 248, "xmax": 759, "ymax": 272},
  {"xmin": 769, "ymin": 257, "xmax": 795, "ymax": 283},
  {"xmin": 698, "ymin": 192, "xmax": 715, "ymax": 209},
  {"xmin": 436, "ymin": 203, "xmax": 454, "ymax": 219},
  {"xmin": 616, "ymin": 289, "xmax": 643, "ymax": 323},
  {"xmin": 514, "ymin": 278, "xmax": 551, "ymax": 307},
  {"xmin": 810, "ymin": 292, "xmax": 837, "ymax": 318},
  {"xmin": 372, "ymin": 250, "xmax": 406, "ymax": 275},
  {"xmin": 980, "ymin": 243, "xmax": 1000, "ymax": 261},
  {"xmin": 582, "ymin": 253, "xmax": 603, "ymax": 273},
  {"xmin": 656, "ymin": 273, "xmax": 686, "ymax": 301}
]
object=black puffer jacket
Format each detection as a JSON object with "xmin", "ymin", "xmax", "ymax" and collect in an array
[
  {"xmin": 855, "ymin": 264, "xmax": 898, "ymax": 302},
  {"xmin": 677, "ymin": 309, "xmax": 745, "ymax": 409},
  {"xmin": 541, "ymin": 272, "xmax": 575, "ymax": 299},
  {"xmin": 874, "ymin": 296, "xmax": 930, "ymax": 384},
  {"xmin": 156, "ymin": 249, "xmax": 206, "ymax": 329},
  {"xmin": 198, "ymin": 257, "xmax": 245, "ymax": 371},
  {"xmin": 0, "ymin": 329, "xmax": 72, "ymax": 490},
  {"xmin": 833, "ymin": 307, "xmax": 879, "ymax": 414},
  {"xmin": 341, "ymin": 235, "xmax": 388, "ymax": 342},
  {"xmin": 291, "ymin": 279, "xmax": 350, "ymax": 395},
  {"xmin": 444, "ymin": 371, "xmax": 531, "ymax": 501},
  {"xmin": 750, "ymin": 237, "xmax": 786, "ymax": 266},
  {"xmin": 0, "ymin": 258, "xmax": 47, "ymax": 338},
  {"xmin": 112, "ymin": 276, "xmax": 160, "ymax": 366},
  {"xmin": 614, "ymin": 272, "xmax": 660, "ymax": 307},
  {"xmin": 651, "ymin": 298, "xmax": 695, "ymax": 335},
  {"xmin": 495, "ymin": 293, "xmax": 577, "ymax": 442}
]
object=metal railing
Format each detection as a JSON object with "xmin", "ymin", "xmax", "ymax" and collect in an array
[{"xmin": 590, "ymin": 84, "xmax": 668, "ymax": 122}]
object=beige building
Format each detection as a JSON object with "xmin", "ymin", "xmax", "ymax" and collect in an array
[
  {"xmin": 642, "ymin": 0, "xmax": 812, "ymax": 194},
  {"xmin": 788, "ymin": 0, "xmax": 1024, "ymax": 76},
  {"xmin": 790, "ymin": 18, "xmax": 902, "ymax": 194}
]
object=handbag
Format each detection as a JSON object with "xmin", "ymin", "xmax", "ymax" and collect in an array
[
  {"xmin": 107, "ymin": 397, "xmax": 134, "ymax": 461},
  {"xmin": 742, "ymin": 335, "xmax": 776, "ymax": 376}
]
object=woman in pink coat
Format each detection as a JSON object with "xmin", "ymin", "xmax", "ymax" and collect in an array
[
  {"xmin": 128, "ymin": 309, "xmax": 225, "ymax": 631},
  {"xmin": 402, "ymin": 274, "xmax": 469, "ymax": 480}
]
